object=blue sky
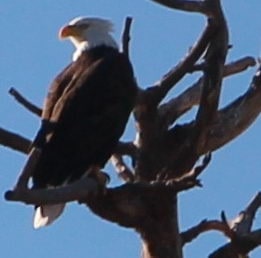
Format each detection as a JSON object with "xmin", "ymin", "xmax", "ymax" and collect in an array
[{"xmin": 0, "ymin": 1, "xmax": 260, "ymax": 258}]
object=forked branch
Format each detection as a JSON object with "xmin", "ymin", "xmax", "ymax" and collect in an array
[
  {"xmin": 140, "ymin": 18, "xmax": 217, "ymax": 106},
  {"xmin": 158, "ymin": 56, "xmax": 256, "ymax": 126},
  {"xmin": 182, "ymin": 193, "xmax": 261, "ymax": 257},
  {"xmin": 208, "ymin": 192, "xmax": 261, "ymax": 258}
]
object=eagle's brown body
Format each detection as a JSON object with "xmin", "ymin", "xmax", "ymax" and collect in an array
[{"xmin": 32, "ymin": 45, "xmax": 137, "ymax": 189}]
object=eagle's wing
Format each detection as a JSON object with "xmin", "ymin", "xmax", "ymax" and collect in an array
[
  {"xmin": 42, "ymin": 64, "xmax": 75, "ymax": 121},
  {"xmin": 33, "ymin": 62, "xmax": 77, "ymax": 147}
]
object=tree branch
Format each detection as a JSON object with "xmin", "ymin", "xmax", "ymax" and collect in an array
[
  {"xmin": 5, "ymin": 176, "xmax": 100, "ymax": 205},
  {"xmin": 150, "ymin": 0, "xmax": 207, "ymax": 14},
  {"xmin": 158, "ymin": 56, "xmax": 256, "ymax": 126},
  {"xmin": 6, "ymin": 179, "xmax": 176, "ymax": 232},
  {"xmin": 14, "ymin": 148, "xmax": 41, "ymax": 190},
  {"xmin": 208, "ymin": 230, "xmax": 261, "ymax": 258},
  {"xmin": 202, "ymin": 64, "xmax": 261, "ymax": 153},
  {"xmin": 165, "ymin": 64, "xmax": 261, "ymax": 157},
  {"xmin": 230, "ymin": 192, "xmax": 261, "ymax": 234},
  {"xmin": 182, "ymin": 193, "xmax": 261, "ymax": 256},
  {"xmin": 9, "ymin": 87, "xmax": 42, "ymax": 117},
  {"xmin": 0, "ymin": 127, "xmax": 31, "ymax": 153},
  {"xmin": 121, "ymin": 17, "xmax": 133, "ymax": 58},
  {"xmin": 207, "ymin": 192, "xmax": 261, "ymax": 258},
  {"xmin": 165, "ymin": 153, "xmax": 211, "ymax": 191},
  {"xmin": 139, "ymin": 17, "xmax": 217, "ymax": 107},
  {"xmin": 193, "ymin": 1, "xmax": 229, "ymax": 154},
  {"xmin": 133, "ymin": 17, "xmax": 218, "ymax": 182},
  {"xmin": 223, "ymin": 57, "xmax": 256, "ymax": 76},
  {"xmin": 181, "ymin": 220, "xmax": 234, "ymax": 246},
  {"xmin": 110, "ymin": 154, "xmax": 135, "ymax": 182}
]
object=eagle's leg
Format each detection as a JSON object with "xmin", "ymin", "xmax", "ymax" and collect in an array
[{"xmin": 87, "ymin": 165, "xmax": 110, "ymax": 187}]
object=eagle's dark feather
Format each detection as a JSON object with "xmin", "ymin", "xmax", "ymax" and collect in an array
[{"xmin": 32, "ymin": 46, "xmax": 137, "ymax": 188}]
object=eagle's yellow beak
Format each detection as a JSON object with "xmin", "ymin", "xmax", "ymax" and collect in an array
[{"xmin": 59, "ymin": 25, "xmax": 80, "ymax": 39}]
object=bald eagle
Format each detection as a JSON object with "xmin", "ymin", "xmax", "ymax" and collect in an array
[{"xmin": 31, "ymin": 17, "xmax": 137, "ymax": 228}]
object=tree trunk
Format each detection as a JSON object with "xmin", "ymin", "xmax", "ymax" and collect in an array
[{"xmin": 138, "ymin": 195, "xmax": 183, "ymax": 258}]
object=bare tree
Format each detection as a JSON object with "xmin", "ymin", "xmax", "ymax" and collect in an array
[{"xmin": 1, "ymin": 0, "xmax": 260, "ymax": 257}]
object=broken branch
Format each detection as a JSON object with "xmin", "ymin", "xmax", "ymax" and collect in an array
[
  {"xmin": 0, "ymin": 127, "xmax": 31, "ymax": 154},
  {"xmin": 121, "ymin": 17, "xmax": 133, "ymax": 58},
  {"xmin": 9, "ymin": 87, "xmax": 42, "ymax": 117}
]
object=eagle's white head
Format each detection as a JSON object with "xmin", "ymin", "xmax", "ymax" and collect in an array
[{"xmin": 59, "ymin": 17, "xmax": 118, "ymax": 61}]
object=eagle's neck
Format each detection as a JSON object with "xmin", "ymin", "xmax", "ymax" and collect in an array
[{"xmin": 71, "ymin": 31, "xmax": 118, "ymax": 61}]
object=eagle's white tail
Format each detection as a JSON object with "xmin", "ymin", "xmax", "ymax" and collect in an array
[{"xmin": 33, "ymin": 204, "xmax": 65, "ymax": 229}]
